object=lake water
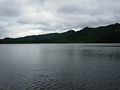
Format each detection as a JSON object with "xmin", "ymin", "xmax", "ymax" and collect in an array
[{"xmin": 0, "ymin": 44, "xmax": 120, "ymax": 90}]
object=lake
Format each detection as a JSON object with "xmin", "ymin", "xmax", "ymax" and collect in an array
[{"xmin": 0, "ymin": 44, "xmax": 120, "ymax": 90}]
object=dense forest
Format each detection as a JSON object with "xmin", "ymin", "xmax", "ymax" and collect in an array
[{"xmin": 0, "ymin": 23, "xmax": 120, "ymax": 43}]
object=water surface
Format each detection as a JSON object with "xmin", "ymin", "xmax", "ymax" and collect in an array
[{"xmin": 0, "ymin": 44, "xmax": 120, "ymax": 90}]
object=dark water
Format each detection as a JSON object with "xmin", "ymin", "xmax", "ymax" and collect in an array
[{"xmin": 0, "ymin": 44, "xmax": 120, "ymax": 90}]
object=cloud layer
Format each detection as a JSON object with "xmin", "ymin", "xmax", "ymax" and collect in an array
[{"xmin": 0, "ymin": 0, "xmax": 120, "ymax": 38}]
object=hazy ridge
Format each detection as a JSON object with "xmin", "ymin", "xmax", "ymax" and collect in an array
[{"xmin": 0, "ymin": 23, "xmax": 120, "ymax": 43}]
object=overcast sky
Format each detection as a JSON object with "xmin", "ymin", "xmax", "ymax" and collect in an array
[{"xmin": 0, "ymin": 0, "xmax": 120, "ymax": 38}]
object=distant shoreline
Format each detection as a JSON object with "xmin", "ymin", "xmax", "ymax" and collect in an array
[
  {"xmin": 0, "ymin": 42, "xmax": 120, "ymax": 44},
  {"xmin": 0, "ymin": 23, "xmax": 120, "ymax": 44}
]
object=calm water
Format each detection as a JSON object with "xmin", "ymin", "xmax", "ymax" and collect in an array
[{"xmin": 0, "ymin": 44, "xmax": 120, "ymax": 90}]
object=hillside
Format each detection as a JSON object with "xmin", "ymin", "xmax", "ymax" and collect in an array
[{"xmin": 0, "ymin": 23, "xmax": 120, "ymax": 43}]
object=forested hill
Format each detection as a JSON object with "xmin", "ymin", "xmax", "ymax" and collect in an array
[{"xmin": 0, "ymin": 23, "xmax": 120, "ymax": 43}]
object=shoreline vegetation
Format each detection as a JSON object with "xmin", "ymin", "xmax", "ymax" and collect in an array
[{"xmin": 0, "ymin": 23, "xmax": 120, "ymax": 44}]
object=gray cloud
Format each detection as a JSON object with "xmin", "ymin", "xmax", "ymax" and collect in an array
[
  {"xmin": 0, "ymin": 0, "xmax": 120, "ymax": 38},
  {"xmin": 0, "ymin": 0, "xmax": 22, "ymax": 18}
]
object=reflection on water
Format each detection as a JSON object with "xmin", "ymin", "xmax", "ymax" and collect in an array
[{"xmin": 0, "ymin": 44, "xmax": 120, "ymax": 90}]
